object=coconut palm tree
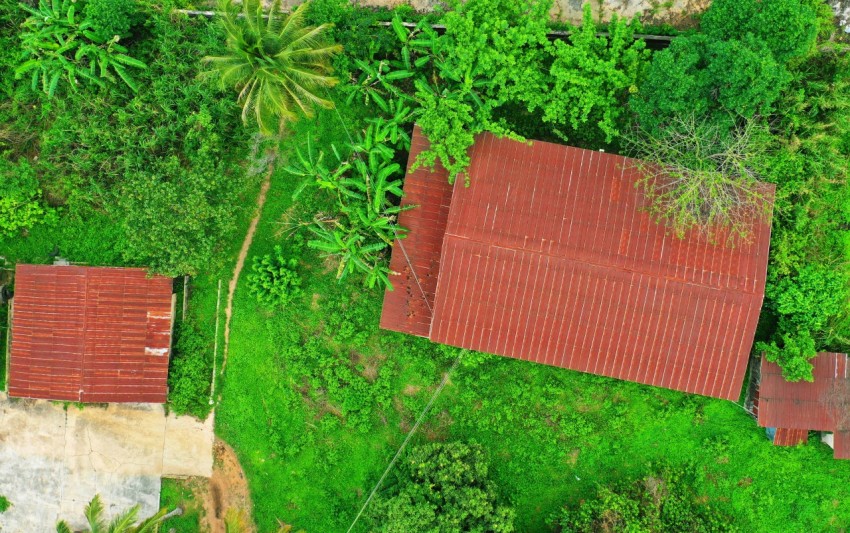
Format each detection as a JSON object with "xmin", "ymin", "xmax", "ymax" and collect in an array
[
  {"xmin": 55, "ymin": 494, "xmax": 181, "ymax": 533},
  {"xmin": 202, "ymin": 0, "xmax": 343, "ymax": 136}
]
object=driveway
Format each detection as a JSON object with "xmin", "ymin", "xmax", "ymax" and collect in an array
[{"xmin": 0, "ymin": 394, "xmax": 213, "ymax": 532}]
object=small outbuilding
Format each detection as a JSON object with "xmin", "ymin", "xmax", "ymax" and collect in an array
[
  {"xmin": 7, "ymin": 264, "xmax": 174, "ymax": 403},
  {"xmin": 757, "ymin": 353, "xmax": 849, "ymax": 459}
]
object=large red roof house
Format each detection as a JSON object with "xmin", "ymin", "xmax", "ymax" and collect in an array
[{"xmin": 381, "ymin": 126, "xmax": 774, "ymax": 400}]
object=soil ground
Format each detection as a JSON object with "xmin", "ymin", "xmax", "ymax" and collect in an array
[{"xmin": 198, "ymin": 439, "xmax": 257, "ymax": 533}]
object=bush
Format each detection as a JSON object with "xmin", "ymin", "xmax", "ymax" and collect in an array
[
  {"xmin": 247, "ymin": 246, "xmax": 302, "ymax": 308},
  {"xmin": 630, "ymin": 34, "xmax": 788, "ymax": 136},
  {"xmin": 368, "ymin": 442, "xmax": 516, "ymax": 532},
  {"xmin": 84, "ymin": 0, "xmax": 141, "ymax": 41},
  {"xmin": 553, "ymin": 465, "xmax": 734, "ymax": 532},
  {"xmin": 699, "ymin": 0, "xmax": 818, "ymax": 64},
  {"xmin": 0, "ymin": 495, "xmax": 9, "ymax": 513},
  {"xmin": 168, "ymin": 321, "xmax": 213, "ymax": 419},
  {"xmin": 0, "ymin": 158, "xmax": 52, "ymax": 238}
]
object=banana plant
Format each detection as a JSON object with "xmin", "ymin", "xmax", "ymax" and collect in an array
[
  {"xmin": 307, "ymin": 219, "xmax": 395, "ymax": 290},
  {"xmin": 285, "ymin": 137, "xmax": 351, "ymax": 200},
  {"xmin": 16, "ymin": 0, "xmax": 147, "ymax": 96}
]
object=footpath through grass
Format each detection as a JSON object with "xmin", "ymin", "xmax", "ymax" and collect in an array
[{"xmin": 214, "ymin": 104, "xmax": 850, "ymax": 532}]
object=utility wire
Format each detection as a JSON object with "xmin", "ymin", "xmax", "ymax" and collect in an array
[
  {"xmin": 347, "ymin": 356, "xmax": 461, "ymax": 533},
  {"xmin": 324, "ymin": 89, "xmax": 461, "ymax": 531}
]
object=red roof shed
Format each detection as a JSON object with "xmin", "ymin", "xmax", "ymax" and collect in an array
[
  {"xmin": 758, "ymin": 353, "xmax": 850, "ymax": 459},
  {"xmin": 381, "ymin": 126, "xmax": 774, "ymax": 400},
  {"xmin": 8, "ymin": 264, "xmax": 174, "ymax": 403}
]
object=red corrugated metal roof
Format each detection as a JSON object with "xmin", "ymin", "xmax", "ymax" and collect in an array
[
  {"xmin": 9, "ymin": 264, "xmax": 173, "ymax": 403},
  {"xmin": 773, "ymin": 428, "xmax": 809, "ymax": 446},
  {"xmin": 835, "ymin": 431, "xmax": 850, "ymax": 459},
  {"xmin": 381, "ymin": 128, "xmax": 774, "ymax": 400},
  {"xmin": 380, "ymin": 126, "xmax": 455, "ymax": 336},
  {"xmin": 758, "ymin": 353, "xmax": 850, "ymax": 458}
]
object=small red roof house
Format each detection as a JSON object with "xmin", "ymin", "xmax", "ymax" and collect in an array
[
  {"xmin": 381, "ymin": 126, "xmax": 774, "ymax": 400},
  {"xmin": 7, "ymin": 264, "xmax": 174, "ymax": 403},
  {"xmin": 757, "ymin": 353, "xmax": 850, "ymax": 459}
]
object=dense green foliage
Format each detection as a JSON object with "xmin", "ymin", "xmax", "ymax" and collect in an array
[
  {"xmin": 202, "ymin": 0, "xmax": 342, "ymax": 136},
  {"xmin": 630, "ymin": 34, "xmax": 788, "ymax": 136},
  {"xmin": 367, "ymin": 442, "xmax": 516, "ymax": 531},
  {"xmin": 1, "ymin": 0, "xmax": 256, "ymax": 276},
  {"xmin": 17, "ymin": 0, "xmax": 147, "ymax": 95},
  {"xmin": 348, "ymin": 0, "xmax": 650, "ymax": 182},
  {"xmin": 0, "ymin": 495, "xmax": 10, "ymax": 513},
  {"xmin": 756, "ymin": 44, "xmax": 850, "ymax": 379},
  {"xmin": 168, "ymin": 321, "xmax": 214, "ymax": 419},
  {"xmin": 0, "ymin": 160, "xmax": 53, "ymax": 238},
  {"xmin": 553, "ymin": 465, "xmax": 733, "ymax": 532},
  {"xmin": 698, "ymin": 0, "xmax": 818, "ymax": 64},
  {"xmin": 84, "ymin": 0, "xmax": 142, "ymax": 41},
  {"xmin": 247, "ymin": 245, "xmax": 302, "ymax": 307}
]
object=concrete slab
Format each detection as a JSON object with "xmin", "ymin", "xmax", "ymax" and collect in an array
[
  {"xmin": 0, "ymin": 395, "xmax": 214, "ymax": 532},
  {"xmin": 163, "ymin": 411, "xmax": 215, "ymax": 478}
]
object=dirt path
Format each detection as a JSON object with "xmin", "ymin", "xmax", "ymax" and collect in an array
[
  {"xmin": 220, "ymin": 168, "xmax": 273, "ymax": 377},
  {"xmin": 199, "ymin": 438, "xmax": 257, "ymax": 533}
]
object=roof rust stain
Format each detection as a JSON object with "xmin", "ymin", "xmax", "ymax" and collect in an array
[
  {"xmin": 381, "ymin": 127, "xmax": 774, "ymax": 401},
  {"xmin": 9, "ymin": 264, "xmax": 173, "ymax": 403}
]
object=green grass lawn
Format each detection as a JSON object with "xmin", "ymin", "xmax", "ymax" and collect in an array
[
  {"xmin": 213, "ymin": 106, "xmax": 850, "ymax": 532},
  {"xmin": 160, "ymin": 478, "xmax": 203, "ymax": 532}
]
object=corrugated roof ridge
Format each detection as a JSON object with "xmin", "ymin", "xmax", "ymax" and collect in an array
[{"xmin": 439, "ymin": 233, "xmax": 766, "ymax": 297}]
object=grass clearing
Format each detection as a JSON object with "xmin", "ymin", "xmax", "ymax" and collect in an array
[
  {"xmin": 214, "ymin": 96, "xmax": 850, "ymax": 532},
  {"xmin": 160, "ymin": 478, "xmax": 203, "ymax": 532}
]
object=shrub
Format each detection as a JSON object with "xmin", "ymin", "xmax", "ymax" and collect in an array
[
  {"xmin": 168, "ymin": 321, "xmax": 213, "ymax": 419},
  {"xmin": 247, "ymin": 246, "xmax": 302, "ymax": 308},
  {"xmin": 84, "ymin": 0, "xmax": 141, "ymax": 41},
  {"xmin": 0, "ymin": 158, "xmax": 52, "ymax": 238},
  {"xmin": 553, "ymin": 465, "xmax": 734, "ymax": 532},
  {"xmin": 699, "ymin": 0, "xmax": 818, "ymax": 64},
  {"xmin": 0, "ymin": 495, "xmax": 9, "ymax": 513},
  {"xmin": 368, "ymin": 442, "xmax": 516, "ymax": 532}
]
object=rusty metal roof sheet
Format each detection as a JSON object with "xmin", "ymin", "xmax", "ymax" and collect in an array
[
  {"xmin": 758, "ymin": 353, "xmax": 849, "ymax": 430},
  {"xmin": 380, "ymin": 125, "xmax": 455, "ymax": 337},
  {"xmin": 9, "ymin": 264, "xmax": 173, "ymax": 403},
  {"xmin": 381, "ymin": 128, "xmax": 774, "ymax": 400},
  {"xmin": 773, "ymin": 428, "xmax": 809, "ymax": 446}
]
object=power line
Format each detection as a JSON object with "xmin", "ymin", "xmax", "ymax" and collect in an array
[
  {"xmin": 346, "ymin": 355, "xmax": 461, "ymax": 533},
  {"xmin": 324, "ymin": 89, "xmax": 461, "ymax": 532}
]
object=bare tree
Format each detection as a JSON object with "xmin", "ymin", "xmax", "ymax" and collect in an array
[{"xmin": 625, "ymin": 115, "xmax": 772, "ymax": 243}]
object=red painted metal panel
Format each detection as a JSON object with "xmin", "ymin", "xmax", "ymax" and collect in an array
[
  {"xmin": 9, "ymin": 264, "xmax": 172, "ymax": 403},
  {"xmin": 773, "ymin": 428, "xmax": 809, "ymax": 446},
  {"xmin": 835, "ymin": 431, "xmax": 850, "ymax": 459},
  {"xmin": 380, "ymin": 125, "xmax": 455, "ymax": 337},
  {"xmin": 758, "ymin": 353, "xmax": 850, "ymax": 433},
  {"xmin": 381, "ymin": 129, "xmax": 774, "ymax": 400}
]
